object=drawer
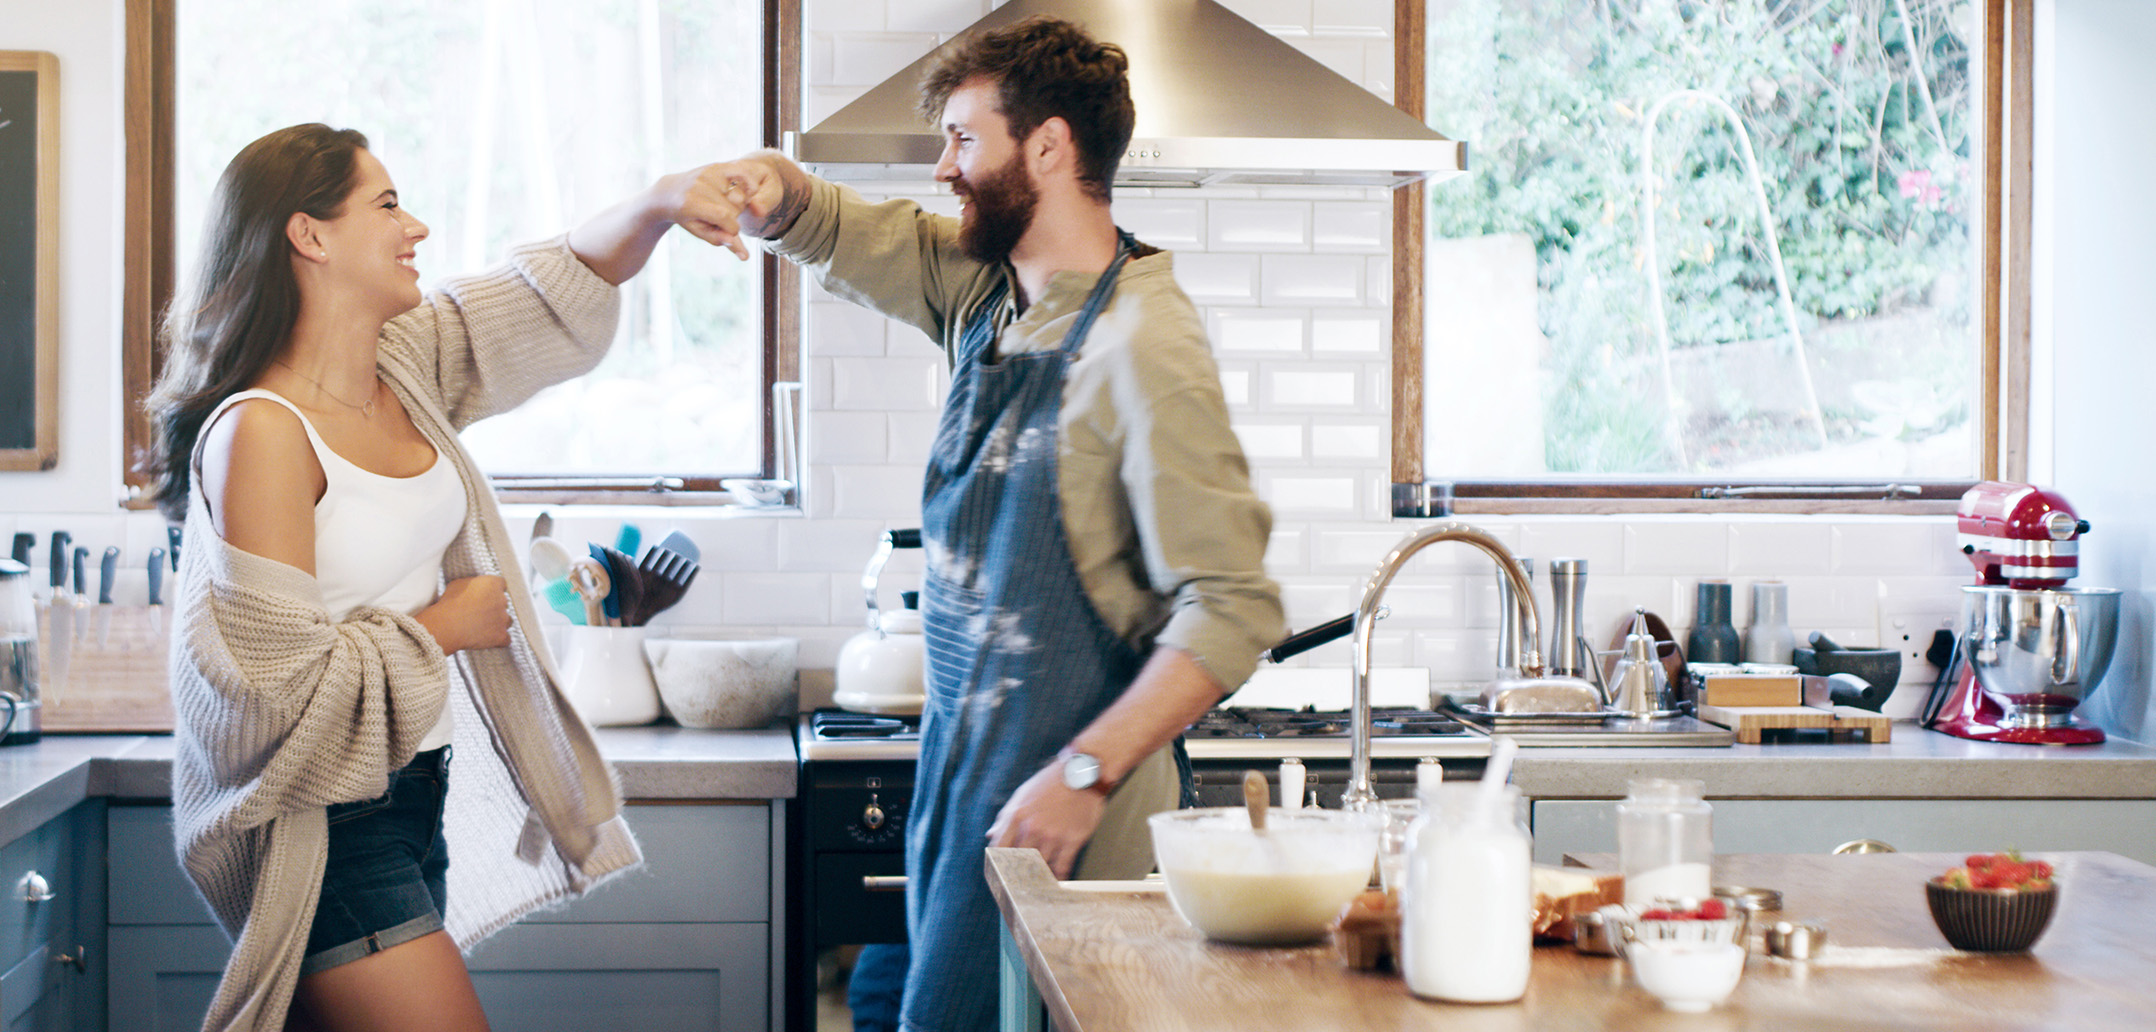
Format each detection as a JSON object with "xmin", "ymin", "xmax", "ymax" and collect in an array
[
  {"xmin": 0, "ymin": 802, "xmax": 87, "ymax": 957},
  {"xmin": 111, "ymin": 802, "xmax": 772, "ymax": 926}
]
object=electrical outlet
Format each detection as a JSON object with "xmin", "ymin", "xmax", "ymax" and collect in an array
[{"xmin": 1876, "ymin": 582, "xmax": 1959, "ymax": 686}]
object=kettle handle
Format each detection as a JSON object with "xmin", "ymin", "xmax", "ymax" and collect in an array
[
  {"xmin": 861, "ymin": 529, "xmax": 924, "ymax": 630},
  {"xmin": 0, "ymin": 692, "xmax": 16, "ymax": 742}
]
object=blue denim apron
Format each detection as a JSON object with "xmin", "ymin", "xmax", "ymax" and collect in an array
[{"xmin": 901, "ymin": 235, "xmax": 1147, "ymax": 1032}]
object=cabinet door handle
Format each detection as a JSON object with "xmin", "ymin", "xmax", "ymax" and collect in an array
[
  {"xmin": 862, "ymin": 875, "xmax": 908, "ymax": 892},
  {"xmin": 52, "ymin": 947, "xmax": 85, "ymax": 973},
  {"xmin": 18, "ymin": 872, "xmax": 54, "ymax": 903}
]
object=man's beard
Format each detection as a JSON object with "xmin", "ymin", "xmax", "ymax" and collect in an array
[{"xmin": 955, "ymin": 152, "xmax": 1038, "ymax": 265}]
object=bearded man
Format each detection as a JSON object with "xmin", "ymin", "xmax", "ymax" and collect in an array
[{"xmin": 711, "ymin": 16, "xmax": 1284, "ymax": 1031}]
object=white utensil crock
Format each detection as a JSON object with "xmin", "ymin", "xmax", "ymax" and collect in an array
[{"xmin": 554, "ymin": 625, "xmax": 661, "ymax": 726}]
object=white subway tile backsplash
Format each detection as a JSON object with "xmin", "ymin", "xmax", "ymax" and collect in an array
[
  {"xmin": 1216, "ymin": 366, "xmax": 1254, "ymax": 406},
  {"xmin": 722, "ymin": 573, "xmax": 833, "ymax": 626},
  {"xmin": 826, "ymin": 464, "xmax": 928, "ymax": 522},
  {"xmin": 1311, "ymin": 201, "xmax": 1387, "ymax": 252},
  {"xmin": 1263, "ymin": 366, "xmax": 1359, "ymax": 407},
  {"xmin": 777, "ymin": 519, "xmax": 893, "ymax": 572},
  {"xmin": 884, "ymin": 0, "xmax": 985, "ymax": 34},
  {"xmin": 1260, "ymin": 254, "xmax": 1365, "ymax": 306},
  {"xmin": 1313, "ymin": 528, "xmax": 1412, "ymax": 572},
  {"xmin": 1515, "ymin": 521, "xmax": 1627, "ymax": 570},
  {"xmin": 1624, "ymin": 521, "xmax": 1729, "ymax": 574},
  {"xmin": 827, "ymin": 32, "xmax": 945, "ymax": 87},
  {"xmin": 830, "ymin": 357, "xmax": 944, "ymax": 411},
  {"xmin": 1221, "ymin": 0, "xmax": 1312, "ymax": 35},
  {"xmin": 1309, "ymin": 316, "xmax": 1382, "ymax": 353},
  {"xmin": 1112, "ymin": 198, "xmax": 1205, "ymax": 247},
  {"xmin": 1360, "ymin": 40, "xmax": 1395, "ymax": 100},
  {"xmin": 1310, "ymin": 421, "xmax": 1383, "ymax": 460},
  {"xmin": 1831, "ymin": 521, "xmax": 1946, "ymax": 574},
  {"xmin": 805, "ymin": 0, "xmax": 888, "ymax": 32},
  {"xmin": 1265, "ymin": 526, "xmax": 1307, "ymax": 571},
  {"xmin": 1314, "ymin": 0, "xmax": 1391, "ymax": 36},
  {"xmin": 1232, "ymin": 421, "xmax": 1306, "ymax": 461},
  {"xmin": 1264, "ymin": 475, "xmax": 1362, "ymax": 515},
  {"xmin": 1208, "ymin": 201, "xmax": 1311, "ymax": 252},
  {"xmin": 1419, "ymin": 631, "xmax": 1484, "ymax": 686},
  {"xmin": 886, "ymin": 411, "xmax": 943, "ymax": 464},
  {"xmin": 1172, "ymin": 252, "xmax": 1262, "ymax": 303},
  {"xmin": 806, "ymin": 302, "xmax": 888, "ymax": 357},
  {"xmin": 691, "ymin": 519, "xmax": 783, "ymax": 573},
  {"xmin": 1211, "ymin": 311, "xmax": 1306, "ymax": 353},
  {"xmin": 1729, "ymin": 522, "xmax": 1835, "ymax": 576},
  {"xmin": 807, "ymin": 411, "xmax": 888, "ymax": 465}
]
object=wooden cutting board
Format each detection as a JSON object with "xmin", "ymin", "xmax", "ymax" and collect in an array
[{"xmin": 1696, "ymin": 702, "xmax": 1891, "ymax": 743}]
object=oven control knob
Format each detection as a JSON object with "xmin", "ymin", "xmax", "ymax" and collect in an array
[{"xmin": 862, "ymin": 801, "xmax": 886, "ymax": 831}]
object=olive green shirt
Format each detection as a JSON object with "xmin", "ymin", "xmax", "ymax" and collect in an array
[{"xmin": 773, "ymin": 177, "xmax": 1284, "ymax": 693}]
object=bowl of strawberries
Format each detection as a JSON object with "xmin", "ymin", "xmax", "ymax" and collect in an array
[{"xmin": 1925, "ymin": 852, "xmax": 2058, "ymax": 952}]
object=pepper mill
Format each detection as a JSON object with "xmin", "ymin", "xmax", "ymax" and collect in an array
[
  {"xmin": 1686, "ymin": 580, "xmax": 1741, "ymax": 665},
  {"xmin": 1743, "ymin": 581, "xmax": 1796, "ymax": 665}
]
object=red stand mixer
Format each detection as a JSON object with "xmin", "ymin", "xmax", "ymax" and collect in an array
[{"xmin": 1926, "ymin": 482, "xmax": 2120, "ymax": 744}]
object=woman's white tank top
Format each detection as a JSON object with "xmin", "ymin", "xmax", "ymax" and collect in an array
[{"xmin": 203, "ymin": 388, "xmax": 464, "ymax": 751}]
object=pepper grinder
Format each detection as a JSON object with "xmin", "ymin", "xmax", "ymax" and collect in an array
[
  {"xmin": 1743, "ymin": 580, "xmax": 1796, "ymax": 665},
  {"xmin": 1686, "ymin": 580, "xmax": 1741, "ymax": 665}
]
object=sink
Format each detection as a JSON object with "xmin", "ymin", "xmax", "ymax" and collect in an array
[{"xmin": 1445, "ymin": 702, "xmax": 1735, "ymax": 747}]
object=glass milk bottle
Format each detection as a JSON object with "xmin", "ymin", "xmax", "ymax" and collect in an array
[
  {"xmin": 1401, "ymin": 782, "xmax": 1531, "ymax": 1003},
  {"xmin": 1618, "ymin": 778, "xmax": 1713, "ymax": 906}
]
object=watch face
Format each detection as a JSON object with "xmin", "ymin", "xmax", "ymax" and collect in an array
[{"xmin": 1062, "ymin": 753, "xmax": 1101, "ymax": 791}]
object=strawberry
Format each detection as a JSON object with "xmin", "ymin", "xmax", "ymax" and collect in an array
[
  {"xmin": 1942, "ymin": 851, "xmax": 2054, "ymax": 891},
  {"xmin": 1696, "ymin": 898, "xmax": 1728, "ymax": 920}
]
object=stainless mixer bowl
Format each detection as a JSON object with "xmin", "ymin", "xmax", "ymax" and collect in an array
[{"xmin": 1961, "ymin": 586, "xmax": 2121, "ymax": 728}]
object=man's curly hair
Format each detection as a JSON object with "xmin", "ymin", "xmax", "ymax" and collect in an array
[{"xmin": 918, "ymin": 16, "xmax": 1134, "ymax": 201}]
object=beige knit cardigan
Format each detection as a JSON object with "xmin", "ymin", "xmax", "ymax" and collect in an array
[{"xmin": 171, "ymin": 237, "xmax": 644, "ymax": 1032}]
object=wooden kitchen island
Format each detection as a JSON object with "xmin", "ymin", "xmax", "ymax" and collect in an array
[{"xmin": 987, "ymin": 847, "xmax": 2156, "ymax": 1031}]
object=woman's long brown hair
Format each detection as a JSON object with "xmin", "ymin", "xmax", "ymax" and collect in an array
[{"xmin": 141, "ymin": 123, "xmax": 369, "ymax": 521}]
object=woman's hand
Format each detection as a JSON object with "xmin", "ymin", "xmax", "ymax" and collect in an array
[
  {"xmin": 414, "ymin": 575, "xmax": 513, "ymax": 655},
  {"xmin": 568, "ymin": 151, "xmax": 805, "ymax": 283}
]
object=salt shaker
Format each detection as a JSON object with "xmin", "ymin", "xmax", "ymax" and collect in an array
[
  {"xmin": 1743, "ymin": 581, "xmax": 1796, "ymax": 665},
  {"xmin": 1618, "ymin": 778, "xmax": 1713, "ymax": 906},
  {"xmin": 1402, "ymin": 782, "xmax": 1531, "ymax": 1003}
]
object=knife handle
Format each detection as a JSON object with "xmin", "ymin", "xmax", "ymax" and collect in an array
[
  {"xmin": 99, "ymin": 547, "xmax": 120, "ymax": 604},
  {"xmin": 147, "ymin": 549, "xmax": 166, "ymax": 606},
  {"xmin": 48, "ymin": 532, "xmax": 70, "ymax": 590},
  {"xmin": 71, "ymin": 547, "xmax": 88, "ymax": 597},
  {"xmin": 8, "ymin": 533, "xmax": 30, "ymax": 567},
  {"xmin": 168, "ymin": 524, "xmax": 183, "ymax": 571}
]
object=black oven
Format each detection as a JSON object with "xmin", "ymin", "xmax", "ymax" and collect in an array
[
  {"xmin": 787, "ymin": 706, "xmax": 1491, "ymax": 1031},
  {"xmin": 789, "ymin": 712, "xmax": 918, "ymax": 1032}
]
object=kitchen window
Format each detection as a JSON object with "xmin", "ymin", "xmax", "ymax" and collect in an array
[
  {"xmin": 1393, "ymin": 0, "xmax": 2027, "ymax": 513},
  {"xmin": 121, "ymin": 0, "xmax": 802, "ymax": 506}
]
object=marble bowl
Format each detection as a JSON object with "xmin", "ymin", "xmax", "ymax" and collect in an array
[
  {"xmin": 1926, "ymin": 879, "xmax": 2057, "ymax": 951},
  {"xmin": 643, "ymin": 638, "xmax": 798, "ymax": 729}
]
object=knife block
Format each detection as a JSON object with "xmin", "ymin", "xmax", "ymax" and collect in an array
[{"xmin": 36, "ymin": 602, "xmax": 174, "ymax": 732}]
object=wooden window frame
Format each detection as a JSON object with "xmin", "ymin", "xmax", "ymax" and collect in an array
[
  {"xmin": 1390, "ymin": 0, "xmax": 2033, "ymax": 516},
  {"xmin": 121, "ymin": 0, "xmax": 803, "ymax": 508}
]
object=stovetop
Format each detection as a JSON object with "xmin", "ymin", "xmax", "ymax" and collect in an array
[{"xmin": 798, "ymin": 707, "xmax": 1494, "ymax": 763}]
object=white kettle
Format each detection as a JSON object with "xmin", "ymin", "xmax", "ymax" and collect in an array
[{"xmin": 833, "ymin": 529, "xmax": 926, "ymax": 715}]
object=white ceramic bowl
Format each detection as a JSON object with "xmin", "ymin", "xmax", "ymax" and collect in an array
[
  {"xmin": 1148, "ymin": 808, "xmax": 1381, "ymax": 946},
  {"xmin": 1628, "ymin": 940, "xmax": 1746, "ymax": 1012},
  {"xmin": 643, "ymin": 638, "xmax": 798, "ymax": 729}
]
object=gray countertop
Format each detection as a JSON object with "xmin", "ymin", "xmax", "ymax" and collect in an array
[{"xmin": 0, "ymin": 722, "xmax": 2150, "ymax": 847}]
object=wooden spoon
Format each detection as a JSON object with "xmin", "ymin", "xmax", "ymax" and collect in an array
[{"xmin": 1243, "ymin": 770, "xmax": 1269, "ymax": 832}]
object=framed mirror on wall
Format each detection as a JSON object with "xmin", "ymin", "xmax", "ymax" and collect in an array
[
  {"xmin": 0, "ymin": 51, "xmax": 60, "ymax": 472},
  {"xmin": 1393, "ymin": 0, "xmax": 2030, "ymax": 514}
]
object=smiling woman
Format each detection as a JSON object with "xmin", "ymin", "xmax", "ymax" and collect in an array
[{"xmin": 123, "ymin": 0, "xmax": 796, "ymax": 503}]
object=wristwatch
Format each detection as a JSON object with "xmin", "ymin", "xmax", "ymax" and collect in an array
[{"xmin": 1060, "ymin": 751, "xmax": 1115, "ymax": 797}]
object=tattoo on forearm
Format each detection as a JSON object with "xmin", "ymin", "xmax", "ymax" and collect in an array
[{"xmin": 745, "ymin": 167, "xmax": 810, "ymax": 239}]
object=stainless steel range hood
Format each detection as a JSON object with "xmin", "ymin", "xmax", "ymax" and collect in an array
[{"xmin": 787, "ymin": 0, "xmax": 1467, "ymax": 190}]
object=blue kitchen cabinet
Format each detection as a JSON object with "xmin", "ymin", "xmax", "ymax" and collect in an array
[
  {"xmin": 109, "ymin": 802, "xmax": 783, "ymax": 1031},
  {"xmin": 0, "ymin": 798, "xmax": 105, "ymax": 1032}
]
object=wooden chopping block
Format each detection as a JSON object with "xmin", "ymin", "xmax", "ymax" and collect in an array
[
  {"xmin": 1696, "ymin": 702, "xmax": 1892, "ymax": 744},
  {"xmin": 1697, "ymin": 673, "xmax": 1803, "ymax": 707}
]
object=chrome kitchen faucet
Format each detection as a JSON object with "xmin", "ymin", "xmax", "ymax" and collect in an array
[{"xmin": 1342, "ymin": 523, "xmax": 1581, "ymax": 812}]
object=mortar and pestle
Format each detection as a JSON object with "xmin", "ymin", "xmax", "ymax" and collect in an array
[{"xmin": 1792, "ymin": 632, "xmax": 1900, "ymax": 711}]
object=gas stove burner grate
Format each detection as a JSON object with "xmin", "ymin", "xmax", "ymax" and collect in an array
[{"xmin": 1185, "ymin": 706, "xmax": 1468, "ymax": 740}]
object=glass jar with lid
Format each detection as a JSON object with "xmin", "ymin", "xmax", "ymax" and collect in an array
[
  {"xmin": 1618, "ymin": 777, "xmax": 1713, "ymax": 906},
  {"xmin": 1401, "ymin": 782, "xmax": 1531, "ymax": 1003}
]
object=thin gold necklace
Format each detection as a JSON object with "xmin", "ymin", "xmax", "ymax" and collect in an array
[{"xmin": 274, "ymin": 359, "xmax": 378, "ymax": 418}]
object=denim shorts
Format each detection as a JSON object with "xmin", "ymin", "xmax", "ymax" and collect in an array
[{"xmin": 299, "ymin": 746, "xmax": 452, "ymax": 976}]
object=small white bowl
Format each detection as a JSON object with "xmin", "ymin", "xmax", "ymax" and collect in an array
[{"xmin": 1628, "ymin": 940, "xmax": 1745, "ymax": 1012}]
